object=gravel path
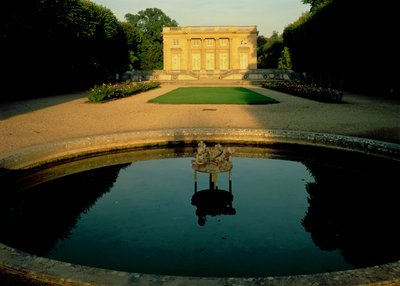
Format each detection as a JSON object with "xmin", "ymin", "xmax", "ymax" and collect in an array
[{"xmin": 1, "ymin": 84, "xmax": 399, "ymax": 156}]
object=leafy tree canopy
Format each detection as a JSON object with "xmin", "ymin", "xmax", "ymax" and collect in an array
[
  {"xmin": 1, "ymin": 0, "xmax": 134, "ymax": 100},
  {"xmin": 124, "ymin": 8, "xmax": 178, "ymax": 70},
  {"xmin": 283, "ymin": 0, "xmax": 398, "ymax": 95},
  {"xmin": 125, "ymin": 8, "xmax": 178, "ymax": 42},
  {"xmin": 257, "ymin": 31, "xmax": 284, "ymax": 69},
  {"xmin": 302, "ymin": 0, "xmax": 331, "ymax": 12}
]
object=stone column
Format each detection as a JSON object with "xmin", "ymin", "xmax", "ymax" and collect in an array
[
  {"xmin": 201, "ymin": 38, "xmax": 205, "ymax": 71},
  {"xmin": 187, "ymin": 38, "xmax": 191, "ymax": 70},
  {"xmin": 215, "ymin": 38, "xmax": 219, "ymax": 70},
  {"xmin": 229, "ymin": 38, "xmax": 233, "ymax": 70}
]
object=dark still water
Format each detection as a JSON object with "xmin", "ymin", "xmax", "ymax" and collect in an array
[{"xmin": 0, "ymin": 146, "xmax": 399, "ymax": 277}]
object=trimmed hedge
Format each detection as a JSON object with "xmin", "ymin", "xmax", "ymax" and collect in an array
[
  {"xmin": 87, "ymin": 81, "xmax": 161, "ymax": 103},
  {"xmin": 261, "ymin": 81, "xmax": 343, "ymax": 103}
]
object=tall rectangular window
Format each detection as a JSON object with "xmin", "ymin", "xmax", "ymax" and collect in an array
[
  {"xmin": 192, "ymin": 53, "xmax": 201, "ymax": 70},
  {"xmin": 219, "ymin": 53, "xmax": 229, "ymax": 70},
  {"xmin": 206, "ymin": 53, "xmax": 215, "ymax": 70},
  {"xmin": 172, "ymin": 53, "xmax": 181, "ymax": 70},
  {"xmin": 239, "ymin": 53, "xmax": 248, "ymax": 69}
]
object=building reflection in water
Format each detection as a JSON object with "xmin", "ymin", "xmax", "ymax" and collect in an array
[{"xmin": 191, "ymin": 141, "xmax": 236, "ymax": 226}]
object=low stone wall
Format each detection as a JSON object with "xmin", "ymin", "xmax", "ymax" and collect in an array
[
  {"xmin": 121, "ymin": 69, "xmax": 299, "ymax": 83},
  {"xmin": 1, "ymin": 128, "xmax": 399, "ymax": 172}
]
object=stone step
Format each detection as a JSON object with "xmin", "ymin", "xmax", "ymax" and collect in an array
[{"xmin": 158, "ymin": 79, "xmax": 263, "ymax": 86}]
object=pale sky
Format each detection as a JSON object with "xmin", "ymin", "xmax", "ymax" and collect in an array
[{"xmin": 90, "ymin": 0, "xmax": 310, "ymax": 37}]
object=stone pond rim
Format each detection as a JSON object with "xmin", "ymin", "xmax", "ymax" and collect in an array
[{"xmin": 0, "ymin": 128, "xmax": 400, "ymax": 286}]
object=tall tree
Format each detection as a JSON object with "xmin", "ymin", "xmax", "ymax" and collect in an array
[
  {"xmin": 278, "ymin": 47, "xmax": 292, "ymax": 69},
  {"xmin": 125, "ymin": 8, "xmax": 178, "ymax": 70},
  {"xmin": 257, "ymin": 31, "xmax": 284, "ymax": 69},
  {"xmin": 301, "ymin": 0, "xmax": 330, "ymax": 11},
  {"xmin": 1, "ymin": 0, "xmax": 133, "ymax": 100},
  {"xmin": 120, "ymin": 21, "xmax": 140, "ymax": 70},
  {"xmin": 283, "ymin": 0, "xmax": 397, "ymax": 95}
]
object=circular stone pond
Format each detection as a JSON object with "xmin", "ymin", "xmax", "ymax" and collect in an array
[{"xmin": 0, "ymin": 128, "xmax": 400, "ymax": 285}]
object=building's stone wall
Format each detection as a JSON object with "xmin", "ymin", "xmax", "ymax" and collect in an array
[{"xmin": 162, "ymin": 26, "xmax": 258, "ymax": 72}]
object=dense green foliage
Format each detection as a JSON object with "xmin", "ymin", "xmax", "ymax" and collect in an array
[
  {"xmin": 88, "ymin": 81, "xmax": 161, "ymax": 103},
  {"xmin": 257, "ymin": 33, "xmax": 284, "ymax": 69},
  {"xmin": 1, "ymin": 0, "xmax": 135, "ymax": 101},
  {"xmin": 278, "ymin": 47, "xmax": 292, "ymax": 69},
  {"xmin": 283, "ymin": 0, "xmax": 397, "ymax": 95},
  {"xmin": 261, "ymin": 81, "xmax": 343, "ymax": 103},
  {"xmin": 148, "ymin": 87, "xmax": 279, "ymax": 104},
  {"xmin": 257, "ymin": 31, "xmax": 292, "ymax": 70},
  {"xmin": 125, "ymin": 8, "xmax": 178, "ymax": 70},
  {"xmin": 301, "ymin": 0, "xmax": 328, "ymax": 11}
]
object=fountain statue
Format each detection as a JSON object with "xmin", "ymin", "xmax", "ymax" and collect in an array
[
  {"xmin": 191, "ymin": 141, "xmax": 236, "ymax": 226},
  {"xmin": 192, "ymin": 141, "xmax": 234, "ymax": 173}
]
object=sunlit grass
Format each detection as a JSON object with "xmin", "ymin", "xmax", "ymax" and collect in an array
[{"xmin": 148, "ymin": 87, "xmax": 279, "ymax": 104}]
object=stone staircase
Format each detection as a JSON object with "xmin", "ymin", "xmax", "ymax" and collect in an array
[
  {"xmin": 125, "ymin": 69, "xmax": 297, "ymax": 86},
  {"xmin": 159, "ymin": 78, "xmax": 260, "ymax": 86}
]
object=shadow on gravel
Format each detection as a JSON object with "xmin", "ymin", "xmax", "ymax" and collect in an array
[{"xmin": 0, "ymin": 92, "xmax": 87, "ymax": 120}]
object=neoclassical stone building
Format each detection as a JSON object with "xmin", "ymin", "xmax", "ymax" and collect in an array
[
  {"xmin": 128, "ymin": 25, "xmax": 293, "ymax": 82},
  {"xmin": 162, "ymin": 26, "xmax": 258, "ymax": 73}
]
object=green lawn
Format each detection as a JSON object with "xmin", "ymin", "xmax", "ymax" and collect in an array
[{"xmin": 148, "ymin": 87, "xmax": 279, "ymax": 104}]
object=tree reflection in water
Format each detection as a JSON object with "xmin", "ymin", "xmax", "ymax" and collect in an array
[
  {"xmin": 302, "ymin": 152, "xmax": 400, "ymax": 268},
  {"xmin": 0, "ymin": 163, "xmax": 130, "ymax": 256}
]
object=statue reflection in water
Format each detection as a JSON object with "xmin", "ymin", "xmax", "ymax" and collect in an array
[{"xmin": 191, "ymin": 141, "xmax": 236, "ymax": 226}]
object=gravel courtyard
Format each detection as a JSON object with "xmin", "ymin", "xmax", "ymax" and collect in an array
[{"xmin": 1, "ymin": 84, "xmax": 399, "ymax": 156}]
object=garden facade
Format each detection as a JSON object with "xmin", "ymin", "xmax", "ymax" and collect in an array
[{"xmin": 160, "ymin": 26, "xmax": 259, "ymax": 81}]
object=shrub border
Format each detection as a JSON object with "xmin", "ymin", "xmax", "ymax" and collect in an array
[
  {"xmin": 87, "ymin": 81, "xmax": 161, "ymax": 103},
  {"xmin": 261, "ymin": 81, "xmax": 343, "ymax": 103}
]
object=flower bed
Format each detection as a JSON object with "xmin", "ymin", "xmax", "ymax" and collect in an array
[
  {"xmin": 261, "ymin": 81, "xmax": 343, "ymax": 103},
  {"xmin": 88, "ymin": 81, "xmax": 161, "ymax": 103}
]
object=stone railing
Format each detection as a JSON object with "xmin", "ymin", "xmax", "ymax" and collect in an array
[
  {"xmin": 163, "ymin": 26, "xmax": 258, "ymax": 34},
  {"xmin": 121, "ymin": 69, "xmax": 300, "ymax": 83}
]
